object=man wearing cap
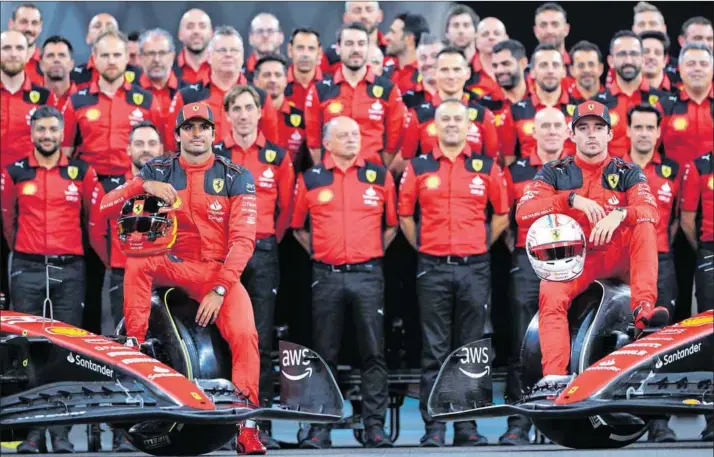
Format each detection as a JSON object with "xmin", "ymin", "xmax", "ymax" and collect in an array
[
  {"xmin": 100, "ymin": 102, "xmax": 267, "ymax": 454},
  {"xmin": 515, "ymin": 100, "xmax": 669, "ymax": 381}
]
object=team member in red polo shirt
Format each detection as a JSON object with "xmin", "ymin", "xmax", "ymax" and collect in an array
[
  {"xmin": 63, "ymin": 30, "xmax": 162, "ymax": 179},
  {"xmin": 305, "ymin": 22, "xmax": 404, "ymax": 166},
  {"xmin": 641, "ymin": 31, "xmax": 675, "ymax": 93},
  {"xmin": 1, "ymin": 30, "xmax": 50, "ymax": 168},
  {"xmin": 501, "ymin": 107, "xmax": 567, "ymax": 445},
  {"xmin": 384, "ymin": 13, "xmax": 429, "ymax": 94},
  {"xmin": 214, "ymin": 85, "xmax": 294, "ymax": 450},
  {"xmin": 245, "ymin": 13, "xmax": 283, "ymax": 82},
  {"xmin": 568, "ymin": 41, "xmax": 604, "ymax": 100},
  {"xmin": 166, "ymin": 26, "xmax": 279, "ymax": 152},
  {"xmin": 661, "ymin": 43, "xmax": 713, "ymax": 166},
  {"xmin": 468, "ymin": 17, "xmax": 508, "ymax": 98},
  {"xmin": 402, "ymin": 35, "xmax": 443, "ymax": 109},
  {"xmin": 41, "ymin": 36, "xmax": 78, "ymax": 114},
  {"xmin": 174, "ymin": 8, "xmax": 212, "ymax": 84},
  {"xmin": 286, "ymin": 28, "xmax": 323, "ymax": 110},
  {"xmin": 1, "ymin": 106, "xmax": 98, "ymax": 454},
  {"xmin": 8, "ymin": 3, "xmax": 44, "ymax": 86},
  {"xmin": 532, "ymin": 2, "xmax": 574, "ymax": 89},
  {"xmin": 443, "ymin": 5, "xmax": 480, "ymax": 71},
  {"xmin": 399, "ymin": 99, "xmax": 509, "ymax": 447},
  {"xmin": 292, "ymin": 116, "xmax": 397, "ymax": 449}
]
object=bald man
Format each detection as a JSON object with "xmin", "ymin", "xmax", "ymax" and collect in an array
[
  {"xmin": 175, "ymin": 8, "xmax": 213, "ymax": 83},
  {"xmin": 467, "ymin": 17, "xmax": 507, "ymax": 98},
  {"xmin": 245, "ymin": 13, "xmax": 284, "ymax": 81},
  {"xmin": 502, "ymin": 107, "xmax": 568, "ymax": 445}
]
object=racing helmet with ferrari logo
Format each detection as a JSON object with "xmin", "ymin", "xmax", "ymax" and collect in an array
[
  {"xmin": 117, "ymin": 194, "xmax": 178, "ymax": 257},
  {"xmin": 526, "ymin": 214, "xmax": 586, "ymax": 282}
]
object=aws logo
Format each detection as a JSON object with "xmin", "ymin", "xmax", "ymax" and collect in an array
[
  {"xmin": 281, "ymin": 348, "xmax": 313, "ymax": 381},
  {"xmin": 458, "ymin": 345, "xmax": 491, "ymax": 379}
]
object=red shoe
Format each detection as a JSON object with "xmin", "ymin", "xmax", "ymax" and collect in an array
[
  {"xmin": 236, "ymin": 425, "xmax": 267, "ymax": 455},
  {"xmin": 634, "ymin": 302, "xmax": 669, "ymax": 335}
]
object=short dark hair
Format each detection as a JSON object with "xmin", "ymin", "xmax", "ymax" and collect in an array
[
  {"xmin": 445, "ymin": 5, "xmax": 480, "ymax": 34},
  {"xmin": 569, "ymin": 40, "xmax": 603, "ymax": 64},
  {"xmin": 535, "ymin": 2, "xmax": 567, "ymax": 21},
  {"xmin": 337, "ymin": 21, "xmax": 369, "ymax": 45},
  {"xmin": 12, "ymin": 3, "xmax": 41, "ymax": 22},
  {"xmin": 493, "ymin": 39, "xmax": 527, "ymax": 61},
  {"xmin": 436, "ymin": 45, "xmax": 467, "ymax": 62},
  {"xmin": 610, "ymin": 30, "xmax": 642, "ymax": 54},
  {"xmin": 30, "ymin": 105, "xmax": 63, "ymax": 128},
  {"xmin": 681, "ymin": 16, "xmax": 712, "ymax": 37},
  {"xmin": 639, "ymin": 30, "xmax": 670, "ymax": 54},
  {"xmin": 627, "ymin": 104, "xmax": 662, "ymax": 127},
  {"xmin": 127, "ymin": 30, "xmax": 142, "ymax": 42},
  {"xmin": 531, "ymin": 42, "xmax": 562, "ymax": 66},
  {"xmin": 41, "ymin": 35, "xmax": 74, "ymax": 57},
  {"xmin": 290, "ymin": 27, "xmax": 320, "ymax": 45},
  {"xmin": 255, "ymin": 53, "xmax": 288, "ymax": 75},
  {"xmin": 396, "ymin": 13, "xmax": 430, "ymax": 48},
  {"xmin": 129, "ymin": 120, "xmax": 161, "ymax": 142}
]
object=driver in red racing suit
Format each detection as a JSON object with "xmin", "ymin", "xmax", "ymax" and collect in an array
[
  {"xmin": 100, "ymin": 103, "xmax": 266, "ymax": 454},
  {"xmin": 515, "ymin": 101, "xmax": 670, "ymax": 377}
]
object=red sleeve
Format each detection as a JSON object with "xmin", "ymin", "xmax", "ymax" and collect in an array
[
  {"xmin": 384, "ymin": 86, "xmax": 405, "ymax": 154},
  {"xmin": 488, "ymin": 163, "xmax": 510, "ymax": 214},
  {"xmin": 400, "ymin": 108, "xmax": 419, "ymax": 160},
  {"xmin": 622, "ymin": 169, "xmax": 659, "ymax": 226},
  {"xmin": 62, "ymin": 101, "xmax": 78, "ymax": 148},
  {"xmin": 481, "ymin": 108, "xmax": 500, "ymax": 159},
  {"xmin": 498, "ymin": 107, "xmax": 516, "ymax": 158},
  {"xmin": 679, "ymin": 162, "xmax": 701, "ymax": 212},
  {"xmin": 214, "ymin": 171, "xmax": 257, "ymax": 293},
  {"xmin": 99, "ymin": 176, "xmax": 145, "ymax": 219},
  {"xmin": 165, "ymin": 91, "xmax": 184, "ymax": 153},
  {"xmin": 0, "ymin": 168, "xmax": 17, "ymax": 247},
  {"xmin": 89, "ymin": 180, "xmax": 110, "ymax": 266},
  {"xmin": 515, "ymin": 178, "xmax": 570, "ymax": 225},
  {"xmin": 259, "ymin": 101, "xmax": 280, "ymax": 144},
  {"xmin": 290, "ymin": 174, "xmax": 309, "ymax": 229},
  {"xmin": 304, "ymin": 85, "xmax": 322, "ymax": 149},
  {"xmin": 274, "ymin": 155, "xmax": 295, "ymax": 241},
  {"xmin": 383, "ymin": 171, "xmax": 398, "ymax": 226},
  {"xmin": 397, "ymin": 161, "xmax": 417, "ymax": 217}
]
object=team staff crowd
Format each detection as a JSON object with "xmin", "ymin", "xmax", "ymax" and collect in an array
[{"xmin": 1, "ymin": 1, "xmax": 712, "ymax": 453}]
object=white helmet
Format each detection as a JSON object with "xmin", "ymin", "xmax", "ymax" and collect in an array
[{"xmin": 526, "ymin": 214, "xmax": 586, "ymax": 282}]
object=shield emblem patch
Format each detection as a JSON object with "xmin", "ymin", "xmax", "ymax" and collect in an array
[
  {"xmin": 472, "ymin": 159, "xmax": 483, "ymax": 172},
  {"xmin": 289, "ymin": 113, "xmax": 301, "ymax": 127},
  {"xmin": 366, "ymin": 170, "xmax": 377, "ymax": 183},
  {"xmin": 133, "ymin": 202, "xmax": 144, "ymax": 215},
  {"xmin": 566, "ymin": 104, "xmax": 576, "ymax": 116},
  {"xmin": 468, "ymin": 108, "xmax": 478, "ymax": 121},
  {"xmin": 132, "ymin": 93, "xmax": 144, "ymax": 106},
  {"xmin": 213, "ymin": 178, "xmax": 225, "ymax": 193},
  {"xmin": 265, "ymin": 150, "xmax": 277, "ymax": 163},
  {"xmin": 661, "ymin": 165, "xmax": 672, "ymax": 178},
  {"xmin": 372, "ymin": 86, "xmax": 384, "ymax": 98},
  {"xmin": 124, "ymin": 71, "xmax": 136, "ymax": 83},
  {"xmin": 648, "ymin": 94, "xmax": 659, "ymax": 106},
  {"xmin": 68, "ymin": 166, "xmax": 78, "ymax": 180},
  {"xmin": 607, "ymin": 174, "xmax": 619, "ymax": 189},
  {"xmin": 29, "ymin": 90, "xmax": 40, "ymax": 104}
]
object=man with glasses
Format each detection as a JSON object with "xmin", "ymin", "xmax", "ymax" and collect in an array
[{"xmin": 245, "ymin": 13, "xmax": 284, "ymax": 82}]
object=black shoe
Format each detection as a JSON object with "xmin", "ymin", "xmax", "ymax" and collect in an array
[
  {"xmin": 419, "ymin": 429, "xmax": 445, "ymax": 447},
  {"xmin": 298, "ymin": 426, "xmax": 331, "ymax": 449},
  {"xmin": 50, "ymin": 436, "xmax": 74, "ymax": 454},
  {"xmin": 647, "ymin": 419, "xmax": 676, "ymax": 443},
  {"xmin": 363, "ymin": 425, "xmax": 393, "ymax": 448},
  {"xmin": 258, "ymin": 429, "xmax": 280, "ymax": 450},
  {"xmin": 453, "ymin": 427, "xmax": 488, "ymax": 446},
  {"xmin": 112, "ymin": 430, "xmax": 136, "ymax": 452},
  {"xmin": 17, "ymin": 429, "xmax": 47, "ymax": 454},
  {"xmin": 499, "ymin": 425, "xmax": 530, "ymax": 445},
  {"xmin": 702, "ymin": 419, "xmax": 714, "ymax": 442}
]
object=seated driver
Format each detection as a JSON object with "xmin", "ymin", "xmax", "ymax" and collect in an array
[
  {"xmin": 99, "ymin": 103, "xmax": 267, "ymax": 455},
  {"xmin": 515, "ymin": 100, "xmax": 670, "ymax": 381}
]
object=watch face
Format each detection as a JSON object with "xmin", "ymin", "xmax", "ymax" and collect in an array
[{"xmin": 215, "ymin": 286, "xmax": 226, "ymax": 296}]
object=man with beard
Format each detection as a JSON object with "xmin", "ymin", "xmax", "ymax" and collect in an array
[
  {"xmin": 1, "ymin": 106, "xmax": 98, "ymax": 453},
  {"xmin": 384, "ymin": 13, "xmax": 429, "ymax": 94},
  {"xmin": 41, "ymin": 35, "xmax": 78, "ymax": 114},
  {"xmin": 166, "ymin": 26, "xmax": 279, "ymax": 152},
  {"xmin": 531, "ymin": 3, "xmax": 574, "ymax": 91},
  {"xmin": 402, "ymin": 35, "xmax": 443, "ymax": 108},
  {"xmin": 593, "ymin": 30, "xmax": 669, "ymax": 158},
  {"xmin": 467, "ymin": 17, "xmax": 508, "ymax": 99},
  {"xmin": 99, "ymin": 102, "xmax": 265, "ymax": 454},
  {"xmin": 568, "ymin": 41, "xmax": 604, "ymax": 100},
  {"xmin": 305, "ymin": 22, "xmax": 404, "ymax": 166},
  {"xmin": 1, "ymin": 30, "xmax": 50, "ymax": 168},
  {"xmin": 501, "ymin": 107, "xmax": 568, "ymax": 445},
  {"xmin": 253, "ymin": 55, "xmax": 307, "ymax": 166},
  {"xmin": 174, "ymin": 8, "xmax": 213, "ymax": 84},
  {"xmin": 641, "ymin": 31, "xmax": 675, "ymax": 92},
  {"xmin": 444, "ymin": 5, "xmax": 479, "ymax": 68},
  {"xmin": 8, "ymin": 3, "xmax": 44, "ymax": 85},
  {"xmin": 245, "ymin": 13, "xmax": 284, "ymax": 82},
  {"xmin": 285, "ymin": 28, "xmax": 323, "ymax": 110}
]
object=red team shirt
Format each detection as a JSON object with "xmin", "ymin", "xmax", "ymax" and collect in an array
[
  {"xmin": 680, "ymin": 151, "xmax": 714, "ymax": 244},
  {"xmin": 0, "ymin": 77, "xmax": 50, "ymax": 167},
  {"xmin": 661, "ymin": 86, "xmax": 714, "ymax": 166}
]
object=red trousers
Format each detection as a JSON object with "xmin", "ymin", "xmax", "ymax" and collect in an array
[
  {"xmin": 538, "ymin": 223, "xmax": 658, "ymax": 375},
  {"xmin": 124, "ymin": 254, "xmax": 259, "ymax": 404}
]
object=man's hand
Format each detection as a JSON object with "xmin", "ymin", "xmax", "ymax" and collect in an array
[
  {"xmin": 590, "ymin": 210, "xmax": 625, "ymax": 246},
  {"xmin": 143, "ymin": 181, "xmax": 180, "ymax": 207},
  {"xmin": 572, "ymin": 194, "xmax": 607, "ymax": 224},
  {"xmin": 196, "ymin": 291, "xmax": 224, "ymax": 327}
]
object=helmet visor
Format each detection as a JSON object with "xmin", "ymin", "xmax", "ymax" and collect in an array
[
  {"xmin": 529, "ymin": 241, "xmax": 585, "ymax": 262},
  {"xmin": 118, "ymin": 215, "xmax": 171, "ymax": 236}
]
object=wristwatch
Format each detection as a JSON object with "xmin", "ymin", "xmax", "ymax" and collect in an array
[
  {"xmin": 568, "ymin": 192, "xmax": 577, "ymax": 208},
  {"xmin": 614, "ymin": 207, "xmax": 627, "ymax": 222},
  {"xmin": 213, "ymin": 286, "xmax": 226, "ymax": 297}
]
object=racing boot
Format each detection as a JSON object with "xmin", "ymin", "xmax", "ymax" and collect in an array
[
  {"xmin": 633, "ymin": 302, "xmax": 669, "ymax": 338},
  {"xmin": 257, "ymin": 428, "xmax": 280, "ymax": 450},
  {"xmin": 112, "ymin": 429, "xmax": 136, "ymax": 452},
  {"xmin": 647, "ymin": 419, "xmax": 677, "ymax": 443},
  {"xmin": 16, "ymin": 428, "xmax": 47, "ymax": 454},
  {"xmin": 363, "ymin": 425, "xmax": 393, "ymax": 448},
  {"xmin": 298, "ymin": 425, "xmax": 332, "ymax": 449},
  {"xmin": 453, "ymin": 423, "xmax": 488, "ymax": 446},
  {"xmin": 49, "ymin": 434, "xmax": 74, "ymax": 453},
  {"xmin": 419, "ymin": 427, "xmax": 446, "ymax": 447},
  {"xmin": 236, "ymin": 420, "xmax": 266, "ymax": 455},
  {"xmin": 499, "ymin": 424, "xmax": 531, "ymax": 445}
]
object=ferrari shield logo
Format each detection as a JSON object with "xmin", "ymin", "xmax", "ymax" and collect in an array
[
  {"xmin": 587, "ymin": 103, "xmax": 595, "ymax": 111},
  {"xmin": 372, "ymin": 85, "xmax": 384, "ymax": 98},
  {"xmin": 212, "ymin": 178, "xmax": 224, "ymax": 193},
  {"xmin": 124, "ymin": 70, "xmax": 136, "ymax": 83},
  {"xmin": 648, "ymin": 94, "xmax": 659, "ymax": 106},
  {"xmin": 132, "ymin": 202, "xmax": 144, "ymax": 215},
  {"xmin": 551, "ymin": 228, "xmax": 561, "ymax": 241},
  {"xmin": 265, "ymin": 149, "xmax": 277, "ymax": 163},
  {"xmin": 289, "ymin": 113, "xmax": 301, "ymax": 127},
  {"xmin": 661, "ymin": 165, "xmax": 672, "ymax": 178},
  {"xmin": 468, "ymin": 108, "xmax": 478, "ymax": 121},
  {"xmin": 366, "ymin": 169, "xmax": 377, "ymax": 183},
  {"xmin": 472, "ymin": 159, "xmax": 483, "ymax": 172},
  {"xmin": 67, "ymin": 166, "xmax": 78, "ymax": 180},
  {"xmin": 132, "ymin": 93, "xmax": 144, "ymax": 106},
  {"xmin": 29, "ymin": 90, "xmax": 40, "ymax": 104},
  {"xmin": 607, "ymin": 174, "xmax": 619, "ymax": 189},
  {"xmin": 566, "ymin": 104, "xmax": 576, "ymax": 116}
]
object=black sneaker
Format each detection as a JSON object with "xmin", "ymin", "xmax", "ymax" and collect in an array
[
  {"xmin": 17, "ymin": 429, "xmax": 47, "ymax": 454},
  {"xmin": 701, "ymin": 418, "xmax": 714, "ymax": 442},
  {"xmin": 499, "ymin": 425, "xmax": 530, "ymax": 445},
  {"xmin": 363, "ymin": 425, "xmax": 393, "ymax": 448},
  {"xmin": 298, "ymin": 426, "xmax": 331, "ymax": 449},
  {"xmin": 647, "ymin": 419, "xmax": 676, "ymax": 443},
  {"xmin": 453, "ymin": 428, "xmax": 488, "ymax": 446},
  {"xmin": 112, "ymin": 429, "xmax": 136, "ymax": 452},
  {"xmin": 50, "ymin": 436, "xmax": 74, "ymax": 454},
  {"xmin": 258, "ymin": 429, "xmax": 280, "ymax": 450},
  {"xmin": 419, "ymin": 429, "xmax": 445, "ymax": 447}
]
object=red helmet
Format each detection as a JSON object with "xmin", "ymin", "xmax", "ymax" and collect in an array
[{"xmin": 117, "ymin": 195, "xmax": 178, "ymax": 257}]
